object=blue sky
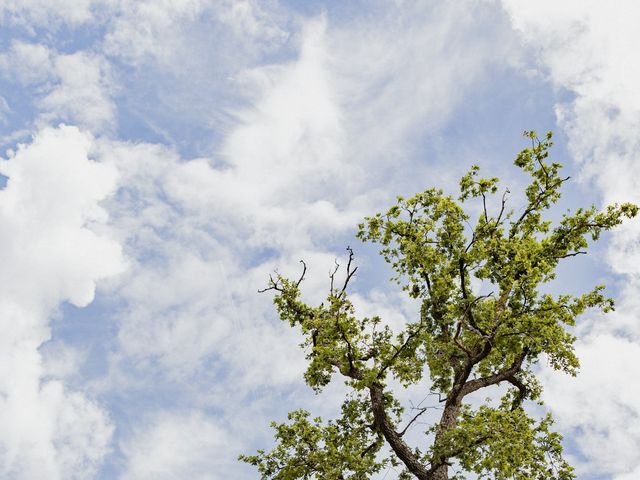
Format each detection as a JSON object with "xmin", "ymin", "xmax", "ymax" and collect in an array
[{"xmin": 0, "ymin": 1, "xmax": 639, "ymax": 479}]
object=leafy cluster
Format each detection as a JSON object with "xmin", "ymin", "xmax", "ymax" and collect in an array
[
  {"xmin": 240, "ymin": 398, "xmax": 385, "ymax": 479},
  {"xmin": 241, "ymin": 132, "xmax": 637, "ymax": 480}
]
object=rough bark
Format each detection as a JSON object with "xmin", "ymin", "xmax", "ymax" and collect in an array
[
  {"xmin": 369, "ymin": 383, "xmax": 431, "ymax": 480},
  {"xmin": 429, "ymin": 398, "xmax": 462, "ymax": 480}
]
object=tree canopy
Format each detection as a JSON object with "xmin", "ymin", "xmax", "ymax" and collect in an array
[{"xmin": 240, "ymin": 132, "xmax": 638, "ymax": 480}]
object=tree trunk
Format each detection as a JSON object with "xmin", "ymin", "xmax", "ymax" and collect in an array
[{"xmin": 430, "ymin": 399, "xmax": 462, "ymax": 480}]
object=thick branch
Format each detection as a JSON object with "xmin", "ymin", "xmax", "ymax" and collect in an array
[
  {"xmin": 370, "ymin": 383, "xmax": 430, "ymax": 480},
  {"xmin": 458, "ymin": 348, "xmax": 529, "ymax": 399},
  {"xmin": 429, "ymin": 433, "xmax": 490, "ymax": 474},
  {"xmin": 507, "ymin": 375, "xmax": 528, "ymax": 411},
  {"xmin": 331, "ymin": 362, "xmax": 430, "ymax": 479}
]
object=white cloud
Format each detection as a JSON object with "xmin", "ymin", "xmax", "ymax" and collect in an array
[
  {"xmin": 40, "ymin": 52, "xmax": 116, "ymax": 133},
  {"xmin": 0, "ymin": 43, "xmax": 116, "ymax": 133},
  {"xmin": 0, "ymin": 125, "xmax": 124, "ymax": 479},
  {"xmin": 503, "ymin": 1, "xmax": 640, "ymax": 477},
  {"xmin": 103, "ymin": 0, "xmax": 286, "ymax": 67},
  {"xmin": 90, "ymin": 137, "xmax": 314, "ymax": 390},
  {"xmin": 120, "ymin": 411, "xmax": 237, "ymax": 480},
  {"xmin": 217, "ymin": 0, "xmax": 289, "ymax": 46},
  {"xmin": 0, "ymin": 41, "xmax": 53, "ymax": 85},
  {"xmin": 328, "ymin": 1, "xmax": 520, "ymax": 178},
  {"xmin": 0, "ymin": 0, "xmax": 95, "ymax": 29},
  {"xmin": 540, "ymin": 335, "xmax": 640, "ymax": 476},
  {"xmin": 103, "ymin": 0, "xmax": 209, "ymax": 65},
  {"xmin": 90, "ymin": 20, "xmax": 354, "ymax": 387}
]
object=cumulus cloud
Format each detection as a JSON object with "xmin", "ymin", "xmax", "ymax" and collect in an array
[
  {"xmin": 503, "ymin": 1, "xmax": 640, "ymax": 476},
  {"xmin": 0, "ymin": 125, "xmax": 124, "ymax": 479},
  {"xmin": 92, "ymin": 137, "xmax": 310, "ymax": 387},
  {"xmin": 86, "ymin": 18, "xmax": 352, "ymax": 389}
]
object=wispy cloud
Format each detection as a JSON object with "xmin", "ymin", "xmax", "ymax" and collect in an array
[
  {"xmin": 120, "ymin": 410, "xmax": 238, "ymax": 480},
  {"xmin": 0, "ymin": 0, "xmax": 95, "ymax": 29}
]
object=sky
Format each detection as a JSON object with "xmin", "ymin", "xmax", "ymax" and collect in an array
[{"xmin": 0, "ymin": 1, "xmax": 639, "ymax": 479}]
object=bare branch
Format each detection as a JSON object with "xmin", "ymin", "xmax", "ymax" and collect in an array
[
  {"xmin": 399, "ymin": 407, "xmax": 429, "ymax": 437},
  {"xmin": 428, "ymin": 391, "xmax": 447, "ymax": 403},
  {"xmin": 339, "ymin": 246, "xmax": 358, "ymax": 297},
  {"xmin": 296, "ymin": 260, "xmax": 307, "ymax": 287},
  {"xmin": 481, "ymin": 192, "xmax": 489, "ymax": 224},
  {"xmin": 554, "ymin": 250, "xmax": 587, "ymax": 259},
  {"xmin": 258, "ymin": 273, "xmax": 283, "ymax": 293},
  {"xmin": 495, "ymin": 188, "xmax": 509, "ymax": 225},
  {"xmin": 329, "ymin": 259, "xmax": 340, "ymax": 292}
]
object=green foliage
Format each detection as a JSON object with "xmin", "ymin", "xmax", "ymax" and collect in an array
[
  {"xmin": 239, "ymin": 398, "xmax": 386, "ymax": 480},
  {"xmin": 241, "ymin": 132, "xmax": 638, "ymax": 479}
]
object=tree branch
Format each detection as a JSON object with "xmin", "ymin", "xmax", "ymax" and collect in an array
[
  {"xmin": 257, "ymin": 273, "xmax": 282, "ymax": 293},
  {"xmin": 377, "ymin": 323, "xmax": 426, "ymax": 379},
  {"xmin": 369, "ymin": 383, "xmax": 430, "ymax": 480},
  {"xmin": 506, "ymin": 375, "xmax": 528, "ymax": 411},
  {"xmin": 399, "ymin": 407, "xmax": 430, "ymax": 437},
  {"xmin": 338, "ymin": 246, "xmax": 358, "ymax": 298},
  {"xmin": 458, "ymin": 347, "xmax": 530, "ymax": 399},
  {"xmin": 510, "ymin": 176, "xmax": 570, "ymax": 237}
]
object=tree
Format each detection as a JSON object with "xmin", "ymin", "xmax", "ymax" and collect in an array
[{"xmin": 240, "ymin": 132, "xmax": 638, "ymax": 480}]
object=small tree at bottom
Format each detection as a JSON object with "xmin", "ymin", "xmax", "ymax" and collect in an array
[{"xmin": 240, "ymin": 132, "xmax": 638, "ymax": 480}]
